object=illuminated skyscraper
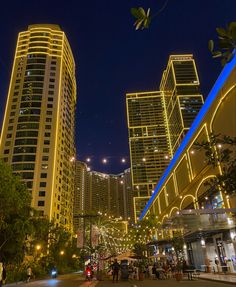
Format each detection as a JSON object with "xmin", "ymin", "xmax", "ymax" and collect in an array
[
  {"xmin": 73, "ymin": 162, "xmax": 134, "ymax": 231},
  {"xmin": 0, "ymin": 24, "xmax": 76, "ymax": 231},
  {"xmin": 126, "ymin": 55, "xmax": 203, "ymax": 221},
  {"xmin": 126, "ymin": 91, "xmax": 171, "ymax": 220},
  {"xmin": 160, "ymin": 55, "xmax": 204, "ymax": 154}
]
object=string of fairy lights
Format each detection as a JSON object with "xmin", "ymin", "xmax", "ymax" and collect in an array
[{"xmin": 88, "ymin": 213, "xmax": 166, "ymax": 256}]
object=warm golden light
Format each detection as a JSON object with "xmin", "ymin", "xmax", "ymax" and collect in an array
[{"xmin": 36, "ymin": 244, "xmax": 41, "ymax": 251}]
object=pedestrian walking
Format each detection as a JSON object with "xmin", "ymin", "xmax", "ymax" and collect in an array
[
  {"xmin": 0, "ymin": 262, "xmax": 6, "ymax": 287},
  {"xmin": 111, "ymin": 259, "xmax": 120, "ymax": 283},
  {"xmin": 0, "ymin": 262, "xmax": 3, "ymax": 287},
  {"xmin": 26, "ymin": 266, "xmax": 32, "ymax": 283}
]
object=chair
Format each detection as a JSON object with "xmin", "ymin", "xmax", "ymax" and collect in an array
[
  {"xmin": 151, "ymin": 273, "xmax": 156, "ymax": 280},
  {"xmin": 193, "ymin": 270, "xmax": 200, "ymax": 279}
]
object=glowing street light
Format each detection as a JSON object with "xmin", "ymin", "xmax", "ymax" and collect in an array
[
  {"xmin": 60, "ymin": 250, "xmax": 65, "ymax": 255},
  {"xmin": 36, "ymin": 244, "xmax": 41, "ymax": 251},
  {"xmin": 121, "ymin": 158, "xmax": 126, "ymax": 163},
  {"xmin": 102, "ymin": 158, "xmax": 107, "ymax": 164},
  {"xmin": 86, "ymin": 157, "xmax": 91, "ymax": 162}
]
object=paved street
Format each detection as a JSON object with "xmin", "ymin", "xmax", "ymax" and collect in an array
[
  {"xmin": 6, "ymin": 274, "xmax": 235, "ymax": 287},
  {"xmin": 7, "ymin": 274, "xmax": 97, "ymax": 287}
]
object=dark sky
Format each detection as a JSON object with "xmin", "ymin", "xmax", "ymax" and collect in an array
[{"xmin": 0, "ymin": 0, "xmax": 235, "ymax": 174}]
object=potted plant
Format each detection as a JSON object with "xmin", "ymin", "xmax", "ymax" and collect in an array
[
  {"xmin": 171, "ymin": 234, "xmax": 185, "ymax": 281},
  {"xmin": 132, "ymin": 243, "xmax": 147, "ymax": 280}
]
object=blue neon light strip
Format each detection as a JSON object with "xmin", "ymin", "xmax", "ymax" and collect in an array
[{"xmin": 139, "ymin": 53, "xmax": 236, "ymax": 220}]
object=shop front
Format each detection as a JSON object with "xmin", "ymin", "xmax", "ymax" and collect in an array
[{"xmin": 159, "ymin": 208, "xmax": 236, "ymax": 272}]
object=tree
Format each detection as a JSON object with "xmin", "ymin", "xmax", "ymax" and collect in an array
[
  {"xmin": 209, "ymin": 22, "xmax": 236, "ymax": 66},
  {"xmin": 195, "ymin": 133, "xmax": 236, "ymax": 197},
  {"xmin": 131, "ymin": 1, "xmax": 169, "ymax": 30},
  {"xmin": 0, "ymin": 161, "xmax": 32, "ymax": 263},
  {"xmin": 131, "ymin": 4, "xmax": 236, "ymax": 66}
]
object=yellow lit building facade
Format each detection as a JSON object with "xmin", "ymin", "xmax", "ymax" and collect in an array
[
  {"xmin": 140, "ymin": 55, "xmax": 236, "ymax": 271},
  {"xmin": 73, "ymin": 161, "xmax": 134, "ymax": 232},
  {"xmin": 160, "ymin": 55, "xmax": 204, "ymax": 154},
  {"xmin": 126, "ymin": 55, "xmax": 203, "ymax": 221},
  {"xmin": 126, "ymin": 91, "xmax": 171, "ymax": 221},
  {"xmin": 0, "ymin": 24, "xmax": 76, "ymax": 231}
]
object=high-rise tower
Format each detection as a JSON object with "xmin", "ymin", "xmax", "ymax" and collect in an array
[
  {"xmin": 0, "ymin": 24, "xmax": 76, "ymax": 231},
  {"xmin": 126, "ymin": 55, "xmax": 203, "ymax": 221},
  {"xmin": 160, "ymin": 55, "xmax": 204, "ymax": 155},
  {"xmin": 126, "ymin": 91, "xmax": 171, "ymax": 221}
]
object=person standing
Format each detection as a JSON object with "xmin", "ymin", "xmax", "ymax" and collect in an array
[{"xmin": 112, "ymin": 259, "xmax": 120, "ymax": 283}]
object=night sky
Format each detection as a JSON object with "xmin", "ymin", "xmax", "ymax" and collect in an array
[{"xmin": 0, "ymin": 0, "xmax": 235, "ymax": 174}]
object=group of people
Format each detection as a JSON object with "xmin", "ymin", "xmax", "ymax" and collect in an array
[
  {"xmin": 107, "ymin": 260, "xmax": 173, "ymax": 282},
  {"xmin": 107, "ymin": 260, "xmax": 183, "ymax": 282}
]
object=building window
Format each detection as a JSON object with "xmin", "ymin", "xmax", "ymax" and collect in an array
[
  {"xmin": 46, "ymin": 111, "xmax": 52, "ymax": 115},
  {"xmin": 47, "ymin": 104, "xmax": 53, "ymax": 108},
  {"xmin": 45, "ymin": 125, "xmax": 51, "ymax": 129},
  {"xmin": 38, "ymin": 201, "xmax": 45, "ymax": 206},
  {"xmin": 43, "ymin": 148, "xmax": 49, "ymax": 153},
  {"xmin": 39, "ymin": 191, "xmax": 46, "ymax": 196},
  {"xmin": 44, "ymin": 140, "xmax": 50, "ymax": 145},
  {"xmin": 40, "ymin": 173, "xmax": 47, "ymax": 178},
  {"xmin": 44, "ymin": 132, "xmax": 50, "ymax": 137},
  {"xmin": 26, "ymin": 181, "xmax": 33, "ymax": 188},
  {"xmin": 42, "ymin": 156, "xmax": 49, "ymax": 161},
  {"xmin": 40, "ymin": 182, "xmax": 46, "ymax": 187},
  {"xmin": 38, "ymin": 211, "xmax": 44, "ymax": 216},
  {"xmin": 4, "ymin": 149, "xmax": 9, "ymax": 154}
]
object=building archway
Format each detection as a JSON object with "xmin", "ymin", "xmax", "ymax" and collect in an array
[{"xmin": 180, "ymin": 194, "xmax": 195, "ymax": 210}]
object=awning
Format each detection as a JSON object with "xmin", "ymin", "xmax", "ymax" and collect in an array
[{"xmin": 162, "ymin": 208, "xmax": 236, "ymax": 237}]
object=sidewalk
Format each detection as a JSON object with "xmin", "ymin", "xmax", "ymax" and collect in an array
[
  {"xmin": 97, "ymin": 276, "xmax": 236, "ymax": 286},
  {"xmin": 199, "ymin": 273, "xmax": 236, "ymax": 284}
]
